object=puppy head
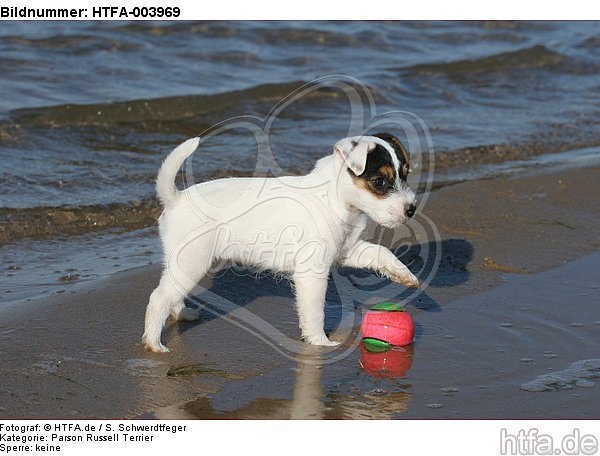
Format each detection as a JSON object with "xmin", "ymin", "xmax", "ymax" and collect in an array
[{"xmin": 334, "ymin": 133, "xmax": 416, "ymax": 228}]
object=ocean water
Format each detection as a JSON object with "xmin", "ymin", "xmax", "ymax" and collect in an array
[{"xmin": 1, "ymin": 21, "xmax": 599, "ymax": 301}]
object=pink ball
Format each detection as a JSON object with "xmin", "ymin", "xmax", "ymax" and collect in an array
[{"xmin": 361, "ymin": 302, "xmax": 414, "ymax": 347}]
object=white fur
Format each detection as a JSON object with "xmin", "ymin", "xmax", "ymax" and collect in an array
[{"xmin": 142, "ymin": 136, "xmax": 419, "ymax": 352}]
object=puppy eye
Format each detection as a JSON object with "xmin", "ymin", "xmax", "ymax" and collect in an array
[{"xmin": 373, "ymin": 176, "xmax": 386, "ymax": 188}]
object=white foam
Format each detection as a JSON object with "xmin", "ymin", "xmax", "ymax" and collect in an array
[{"xmin": 520, "ymin": 358, "xmax": 600, "ymax": 392}]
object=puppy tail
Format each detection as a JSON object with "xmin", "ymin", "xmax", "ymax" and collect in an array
[{"xmin": 155, "ymin": 137, "xmax": 200, "ymax": 207}]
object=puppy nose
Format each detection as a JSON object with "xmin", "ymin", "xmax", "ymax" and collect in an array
[{"xmin": 405, "ymin": 203, "xmax": 416, "ymax": 218}]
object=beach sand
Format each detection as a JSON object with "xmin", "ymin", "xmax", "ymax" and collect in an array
[{"xmin": 1, "ymin": 165, "xmax": 599, "ymax": 419}]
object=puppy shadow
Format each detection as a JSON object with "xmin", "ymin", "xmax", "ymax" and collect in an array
[
  {"xmin": 402, "ymin": 237, "xmax": 473, "ymax": 312},
  {"xmin": 183, "ymin": 269, "xmax": 295, "ymax": 324},
  {"xmin": 180, "ymin": 268, "xmax": 344, "ymax": 336},
  {"xmin": 337, "ymin": 237, "xmax": 473, "ymax": 314},
  {"xmin": 178, "ymin": 238, "xmax": 473, "ymax": 336}
]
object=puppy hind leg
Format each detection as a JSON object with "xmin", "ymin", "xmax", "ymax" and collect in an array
[
  {"xmin": 171, "ymin": 299, "xmax": 201, "ymax": 322},
  {"xmin": 293, "ymin": 274, "xmax": 339, "ymax": 346},
  {"xmin": 142, "ymin": 263, "xmax": 208, "ymax": 352},
  {"xmin": 142, "ymin": 276, "xmax": 182, "ymax": 353}
]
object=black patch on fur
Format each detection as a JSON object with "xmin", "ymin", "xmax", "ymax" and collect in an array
[
  {"xmin": 373, "ymin": 132, "xmax": 410, "ymax": 181},
  {"xmin": 347, "ymin": 140, "xmax": 396, "ymax": 196}
]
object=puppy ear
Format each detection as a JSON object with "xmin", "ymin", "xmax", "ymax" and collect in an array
[{"xmin": 334, "ymin": 137, "xmax": 373, "ymax": 176}]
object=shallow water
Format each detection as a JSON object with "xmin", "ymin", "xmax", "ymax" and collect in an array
[
  {"xmin": 1, "ymin": 227, "xmax": 160, "ymax": 304},
  {"xmin": 1, "ymin": 21, "xmax": 599, "ymax": 302},
  {"xmin": 147, "ymin": 251, "xmax": 600, "ymax": 419}
]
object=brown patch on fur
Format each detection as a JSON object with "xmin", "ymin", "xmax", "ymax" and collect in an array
[
  {"xmin": 352, "ymin": 173, "xmax": 387, "ymax": 199},
  {"xmin": 378, "ymin": 164, "xmax": 396, "ymax": 182},
  {"xmin": 400, "ymin": 163, "xmax": 409, "ymax": 180},
  {"xmin": 351, "ymin": 176, "xmax": 387, "ymax": 199}
]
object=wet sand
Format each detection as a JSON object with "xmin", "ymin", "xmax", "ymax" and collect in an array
[{"xmin": 1, "ymin": 165, "xmax": 599, "ymax": 419}]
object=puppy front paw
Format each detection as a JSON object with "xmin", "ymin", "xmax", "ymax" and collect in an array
[
  {"xmin": 384, "ymin": 267, "xmax": 420, "ymax": 288},
  {"xmin": 402, "ymin": 273, "xmax": 420, "ymax": 288},
  {"xmin": 303, "ymin": 333, "xmax": 341, "ymax": 347}
]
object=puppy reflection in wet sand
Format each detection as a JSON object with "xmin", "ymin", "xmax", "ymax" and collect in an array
[
  {"xmin": 143, "ymin": 133, "xmax": 419, "ymax": 352},
  {"xmin": 152, "ymin": 349, "xmax": 414, "ymax": 419}
]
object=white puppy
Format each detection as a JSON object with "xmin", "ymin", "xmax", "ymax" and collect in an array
[{"xmin": 143, "ymin": 133, "xmax": 419, "ymax": 352}]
